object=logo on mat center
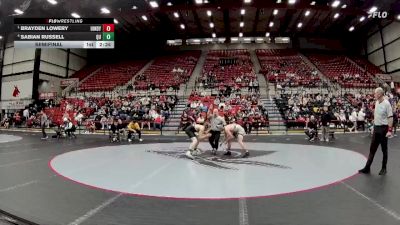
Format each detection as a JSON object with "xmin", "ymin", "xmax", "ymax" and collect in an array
[{"xmin": 147, "ymin": 148, "xmax": 291, "ymax": 170}]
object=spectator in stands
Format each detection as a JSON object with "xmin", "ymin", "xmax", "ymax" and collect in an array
[
  {"xmin": 358, "ymin": 108, "xmax": 366, "ymax": 131},
  {"xmin": 64, "ymin": 118, "xmax": 76, "ymax": 138},
  {"xmin": 127, "ymin": 119, "xmax": 142, "ymax": 142},
  {"xmin": 320, "ymin": 106, "xmax": 332, "ymax": 142},
  {"xmin": 23, "ymin": 108, "xmax": 29, "ymax": 124},
  {"xmin": 40, "ymin": 109, "xmax": 48, "ymax": 140},
  {"xmin": 349, "ymin": 109, "xmax": 358, "ymax": 132},
  {"xmin": 305, "ymin": 116, "xmax": 318, "ymax": 142}
]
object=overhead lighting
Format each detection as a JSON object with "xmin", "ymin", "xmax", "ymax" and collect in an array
[
  {"xmin": 269, "ymin": 21, "xmax": 274, "ymax": 27},
  {"xmin": 142, "ymin": 15, "xmax": 148, "ymax": 21},
  {"xmin": 195, "ymin": 0, "xmax": 203, "ymax": 4},
  {"xmin": 71, "ymin": 12, "xmax": 80, "ymax": 18},
  {"xmin": 14, "ymin": 9, "xmax": 24, "ymax": 15},
  {"xmin": 244, "ymin": 0, "xmax": 251, "ymax": 3},
  {"xmin": 341, "ymin": 4, "xmax": 347, "ymax": 8},
  {"xmin": 207, "ymin": 10, "xmax": 212, "ymax": 17},
  {"xmin": 273, "ymin": 9, "xmax": 278, "ymax": 15},
  {"xmin": 240, "ymin": 22, "xmax": 244, "ymax": 27},
  {"xmin": 231, "ymin": 37, "xmax": 239, "ymax": 41},
  {"xmin": 368, "ymin": 6, "xmax": 378, "ymax": 14},
  {"xmin": 266, "ymin": 32, "xmax": 270, "ymax": 37},
  {"xmin": 276, "ymin": 0, "xmax": 282, "ymax": 3},
  {"xmin": 149, "ymin": 1, "xmax": 159, "ymax": 8},
  {"xmin": 305, "ymin": 10, "xmax": 310, "ymax": 17},
  {"xmin": 167, "ymin": 2, "xmax": 173, "ymax": 6},
  {"xmin": 47, "ymin": 0, "xmax": 57, "ymax": 5},
  {"xmin": 256, "ymin": 37, "xmax": 264, "ymax": 41},
  {"xmin": 359, "ymin": 16, "xmax": 365, "ymax": 22},
  {"xmin": 333, "ymin": 13, "xmax": 340, "ymax": 19},
  {"xmin": 239, "ymin": 32, "xmax": 243, "ymax": 37},
  {"xmin": 100, "ymin": 7, "xmax": 110, "ymax": 14},
  {"xmin": 397, "ymin": 14, "xmax": 400, "ymax": 20},
  {"xmin": 310, "ymin": 1, "xmax": 316, "ymax": 5},
  {"xmin": 212, "ymin": 33, "xmax": 216, "ymax": 38},
  {"xmin": 180, "ymin": 24, "xmax": 185, "ymax": 29},
  {"xmin": 288, "ymin": 0, "xmax": 296, "ymax": 4},
  {"xmin": 297, "ymin": 22, "xmax": 303, "ymax": 28},
  {"xmin": 241, "ymin": 9, "xmax": 246, "ymax": 15},
  {"xmin": 174, "ymin": 12, "xmax": 179, "ymax": 18},
  {"xmin": 209, "ymin": 22, "xmax": 214, "ymax": 28},
  {"xmin": 114, "ymin": 19, "xmax": 119, "ymax": 24},
  {"xmin": 349, "ymin": 26, "xmax": 354, "ymax": 32},
  {"xmin": 0, "ymin": 36, "xmax": 3, "ymax": 40},
  {"xmin": 244, "ymin": 37, "xmax": 251, "ymax": 41},
  {"xmin": 132, "ymin": 5, "xmax": 138, "ymax": 10},
  {"xmin": 331, "ymin": 0, "xmax": 340, "ymax": 8}
]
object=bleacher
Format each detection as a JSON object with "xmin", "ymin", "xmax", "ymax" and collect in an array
[
  {"xmin": 256, "ymin": 49, "xmax": 320, "ymax": 87},
  {"xmin": 307, "ymin": 54, "xmax": 376, "ymax": 88},
  {"xmin": 199, "ymin": 49, "xmax": 256, "ymax": 88},
  {"xmin": 134, "ymin": 51, "xmax": 200, "ymax": 91},
  {"xmin": 350, "ymin": 56, "xmax": 384, "ymax": 75},
  {"xmin": 79, "ymin": 61, "xmax": 148, "ymax": 92},
  {"xmin": 70, "ymin": 65, "xmax": 101, "ymax": 81}
]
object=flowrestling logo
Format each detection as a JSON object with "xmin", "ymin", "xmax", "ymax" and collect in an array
[{"xmin": 368, "ymin": 11, "xmax": 388, "ymax": 19}]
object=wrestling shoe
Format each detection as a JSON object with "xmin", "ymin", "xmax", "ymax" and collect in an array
[
  {"xmin": 242, "ymin": 152, "xmax": 250, "ymax": 158},
  {"xmin": 358, "ymin": 167, "xmax": 370, "ymax": 174},
  {"xmin": 223, "ymin": 151, "xmax": 232, "ymax": 156},
  {"xmin": 211, "ymin": 149, "xmax": 217, "ymax": 155},
  {"xmin": 379, "ymin": 168, "xmax": 387, "ymax": 176},
  {"xmin": 193, "ymin": 148, "xmax": 202, "ymax": 156},
  {"xmin": 185, "ymin": 150, "xmax": 195, "ymax": 160}
]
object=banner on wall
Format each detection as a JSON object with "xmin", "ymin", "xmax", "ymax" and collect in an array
[
  {"xmin": 39, "ymin": 92, "xmax": 57, "ymax": 100},
  {"xmin": 1, "ymin": 78, "xmax": 33, "ymax": 101},
  {"xmin": 60, "ymin": 78, "xmax": 79, "ymax": 87},
  {"xmin": 0, "ymin": 99, "xmax": 33, "ymax": 110}
]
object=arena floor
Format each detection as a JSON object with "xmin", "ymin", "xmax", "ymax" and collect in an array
[{"xmin": 0, "ymin": 131, "xmax": 399, "ymax": 225}]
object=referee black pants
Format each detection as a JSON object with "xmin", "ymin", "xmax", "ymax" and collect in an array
[
  {"xmin": 365, "ymin": 126, "xmax": 388, "ymax": 169},
  {"xmin": 209, "ymin": 130, "xmax": 221, "ymax": 150}
]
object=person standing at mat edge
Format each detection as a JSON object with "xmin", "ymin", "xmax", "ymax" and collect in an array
[
  {"xmin": 359, "ymin": 87, "xmax": 393, "ymax": 175},
  {"xmin": 40, "ymin": 109, "xmax": 48, "ymax": 140},
  {"xmin": 208, "ymin": 108, "xmax": 226, "ymax": 155}
]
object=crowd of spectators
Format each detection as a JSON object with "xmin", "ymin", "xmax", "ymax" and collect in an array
[
  {"xmin": 0, "ymin": 95, "xmax": 178, "ymax": 133},
  {"xmin": 275, "ymin": 91, "xmax": 399, "ymax": 133}
]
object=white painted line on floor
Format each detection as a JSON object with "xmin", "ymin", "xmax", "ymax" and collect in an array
[
  {"xmin": 68, "ymin": 193, "xmax": 123, "ymax": 225},
  {"xmin": 239, "ymin": 198, "xmax": 249, "ymax": 225},
  {"xmin": 0, "ymin": 158, "xmax": 41, "ymax": 168},
  {"xmin": 0, "ymin": 180, "xmax": 38, "ymax": 192},
  {"xmin": 68, "ymin": 161, "xmax": 173, "ymax": 225},
  {"xmin": 0, "ymin": 149, "xmax": 39, "ymax": 155},
  {"xmin": 342, "ymin": 182, "xmax": 400, "ymax": 221}
]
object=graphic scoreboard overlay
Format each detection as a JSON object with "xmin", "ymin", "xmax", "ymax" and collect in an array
[{"xmin": 14, "ymin": 18, "xmax": 115, "ymax": 49}]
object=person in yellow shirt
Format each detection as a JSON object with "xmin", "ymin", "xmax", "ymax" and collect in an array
[{"xmin": 127, "ymin": 119, "xmax": 143, "ymax": 142}]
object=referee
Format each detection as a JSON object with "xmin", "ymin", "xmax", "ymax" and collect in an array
[
  {"xmin": 359, "ymin": 87, "xmax": 393, "ymax": 175},
  {"xmin": 208, "ymin": 108, "xmax": 226, "ymax": 155}
]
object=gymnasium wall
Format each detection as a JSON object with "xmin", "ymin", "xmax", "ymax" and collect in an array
[
  {"xmin": 366, "ymin": 21, "xmax": 400, "ymax": 74},
  {"xmin": 2, "ymin": 42, "xmax": 35, "ymax": 76}
]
